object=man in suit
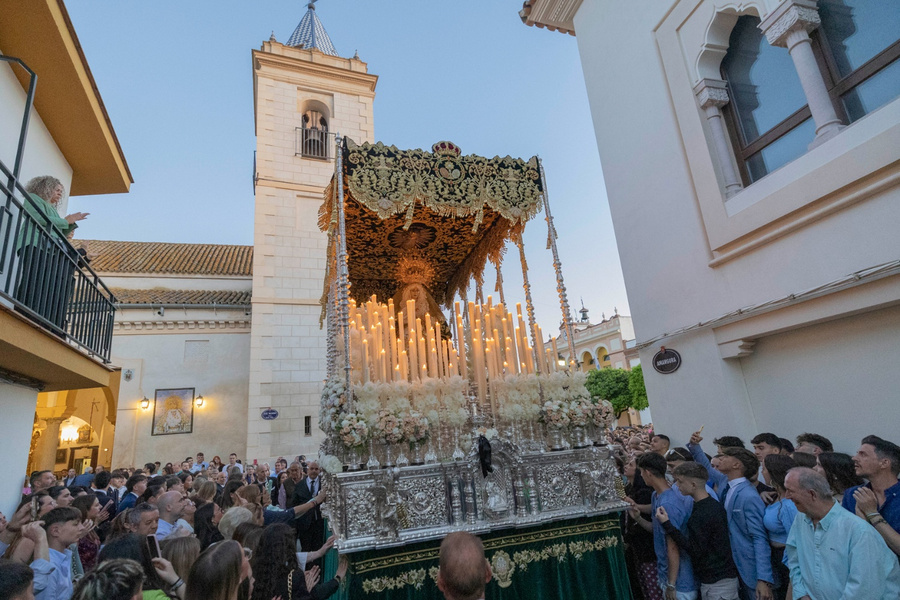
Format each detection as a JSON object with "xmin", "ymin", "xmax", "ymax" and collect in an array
[
  {"xmin": 89, "ymin": 470, "xmax": 116, "ymax": 541},
  {"xmin": 280, "ymin": 462, "xmax": 301, "ymax": 509},
  {"xmin": 62, "ymin": 469, "xmax": 77, "ymax": 488},
  {"xmin": 689, "ymin": 433, "xmax": 773, "ymax": 600},
  {"xmin": 291, "ymin": 460, "xmax": 325, "ymax": 553}
]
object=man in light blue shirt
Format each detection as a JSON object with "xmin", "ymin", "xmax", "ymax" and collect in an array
[
  {"xmin": 785, "ymin": 467, "xmax": 900, "ymax": 600},
  {"xmin": 31, "ymin": 506, "xmax": 84, "ymax": 600}
]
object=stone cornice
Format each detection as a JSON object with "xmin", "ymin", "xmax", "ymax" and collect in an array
[
  {"xmin": 114, "ymin": 320, "xmax": 251, "ymax": 334},
  {"xmin": 253, "ymin": 49, "xmax": 378, "ymax": 93}
]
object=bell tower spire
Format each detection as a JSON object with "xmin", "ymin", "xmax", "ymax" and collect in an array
[{"xmin": 286, "ymin": 0, "xmax": 339, "ymax": 56}]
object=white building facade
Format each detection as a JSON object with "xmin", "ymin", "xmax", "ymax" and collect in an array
[{"xmin": 523, "ymin": 0, "xmax": 900, "ymax": 451}]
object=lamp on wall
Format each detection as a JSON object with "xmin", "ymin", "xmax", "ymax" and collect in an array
[
  {"xmin": 140, "ymin": 397, "xmax": 150, "ymax": 410},
  {"xmin": 195, "ymin": 395, "xmax": 204, "ymax": 408}
]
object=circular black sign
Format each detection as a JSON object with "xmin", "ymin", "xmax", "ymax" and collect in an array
[{"xmin": 652, "ymin": 348, "xmax": 681, "ymax": 374}]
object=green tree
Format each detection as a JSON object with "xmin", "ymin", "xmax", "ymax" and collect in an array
[
  {"xmin": 628, "ymin": 364, "xmax": 649, "ymax": 412},
  {"xmin": 585, "ymin": 368, "xmax": 631, "ymax": 417}
]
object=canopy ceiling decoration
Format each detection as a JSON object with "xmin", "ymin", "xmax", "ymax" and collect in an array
[{"xmin": 320, "ymin": 139, "xmax": 544, "ymax": 310}]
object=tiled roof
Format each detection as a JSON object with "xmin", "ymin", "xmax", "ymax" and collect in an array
[
  {"xmin": 286, "ymin": 2, "xmax": 339, "ymax": 56},
  {"xmin": 73, "ymin": 240, "xmax": 253, "ymax": 276},
  {"xmin": 110, "ymin": 288, "xmax": 252, "ymax": 306}
]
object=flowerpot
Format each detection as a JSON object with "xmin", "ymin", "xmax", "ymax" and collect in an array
[{"xmin": 572, "ymin": 425, "xmax": 591, "ymax": 449}]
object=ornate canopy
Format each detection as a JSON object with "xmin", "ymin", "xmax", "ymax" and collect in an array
[{"xmin": 321, "ymin": 139, "xmax": 544, "ymax": 309}]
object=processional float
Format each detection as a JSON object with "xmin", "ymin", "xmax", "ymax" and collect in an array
[{"xmin": 318, "ymin": 137, "xmax": 626, "ymax": 553}]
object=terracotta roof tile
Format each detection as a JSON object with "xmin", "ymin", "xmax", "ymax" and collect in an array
[
  {"xmin": 73, "ymin": 240, "xmax": 253, "ymax": 276},
  {"xmin": 110, "ymin": 288, "xmax": 251, "ymax": 306}
]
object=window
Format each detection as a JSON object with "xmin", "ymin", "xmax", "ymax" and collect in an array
[
  {"xmin": 722, "ymin": 6, "xmax": 900, "ymax": 184},
  {"xmin": 300, "ymin": 110, "xmax": 328, "ymax": 159},
  {"xmin": 816, "ymin": 0, "xmax": 900, "ymax": 123},
  {"xmin": 304, "ymin": 415, "xmax": 312, "ymax": 436},
  {"xmin": 721, "ymin": 15, "xmax": 813, "ymax": 183}
]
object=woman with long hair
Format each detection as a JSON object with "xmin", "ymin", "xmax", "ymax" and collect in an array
[
  {"xmin": 72, "ymin": 493, "xmax": 104, "ymax": 571},
  {"xmin": 192, "ymin": 480, "xmax": 218, "ymax": 507},
  {"xmin": 195, "ymin": 502, "xmax": 225, "ymax": 550},
  {"xmin": 177, "ymin": 471, "xmax": 194, "ymax": 492},
  {"xmin": 98, "ymin": 534, "xmax": 185, "ymax": 600},
  {"xmin": 815, "ymin": 451, "xmax": 864, "ymax": 502},
  {"xmin": 160, "ymin": 535, "xmax": 201, "ymax": 584},
  {"xmin": 162, "ymin": 463, "xmax": 175, "ymax": 476},
  {"xmin": 72, "ymin": 558, "xmax": 145, "ymax": 600},
  {"xmin": 211, "ymin": 456, "xmax": 224, "ymax": 472},
  {"xmin": 250, "ymin": 524, "xmax": 348, "ymax": 600},
  {"xmin": 185, "ymin": 540, "xmax": 251, "ymax": 600},
  {"xmin": 219, "ymin": 480, "xmax": 245, "ymax": 510},
  {"xmin": 762, "ymin": 454, "xmax": 799, "ymax": 600}
]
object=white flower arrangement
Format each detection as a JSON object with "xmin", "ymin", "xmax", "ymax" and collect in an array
[
  {"xmin": 401, "ymin": 410, "xmax": 430, "ymax": 443},
  {"xmin": 374, "ymin": 409, "xmax": 405, "ymax": 444},
  {"xmin": 338, "ymin": 412, "xmax": 369, "ymax": 448},
  {"xmin": 475, "ymin": 426, "xmax": 499, "ymax": 441},
  {"xmin": 317, "ymin": 453, "xmax": 344, "ymax": 474},
  {"xmin": 319, "ymin": 376, "xmax": 346, "ymax": 433},
  {"xmin": 540, "ymin": 399, "xmax": 571, "ymax": 429},
  {"xmin": 568, "ymin": 397, "xmax": 593, "ymax": 428},
  {"xmin": 591, "ymin": 399, "xmax": 614, "ymax": 428}
]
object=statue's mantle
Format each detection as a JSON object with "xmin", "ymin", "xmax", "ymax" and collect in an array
[{"xmin": 323, "ymin": 440, "xmax": 627, "ymax": 553}]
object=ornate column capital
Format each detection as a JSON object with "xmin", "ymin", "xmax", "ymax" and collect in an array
[
  {"xmin": 694, "ymin": 78, "xmax": 730, "ymax": 110},
  {"xmin": 760, "ymin": 0, "xmax": 820, "ymax": 48}
]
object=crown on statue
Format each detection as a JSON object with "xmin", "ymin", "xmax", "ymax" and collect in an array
[
  {"xmin": 432, "ymin": 141, "xmax": 461, "ymax": 157},
  {"xmin": 395, "ymin": 254, "xmax": 436, "ymax": 286}
]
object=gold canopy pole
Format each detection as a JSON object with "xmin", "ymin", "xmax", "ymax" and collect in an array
[
  {"xmin": 335, "ymin": 134, "xmax": 353, "ymax": 411},
  {"xmin": 538, "ymin": 157, "xmax": 577, "ymax": 369},
  {"xmin": 516, "ymin": 234, "xmax": 542, "ymax": 374}
]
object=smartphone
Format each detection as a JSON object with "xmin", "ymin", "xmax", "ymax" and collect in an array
[
  {"xmin": 146, "ymin": 534, "xmax": 161, "ymax": 560},
  {"xmin": 30, "ymin": 497, "xmax": 40, "ymax": 520}
]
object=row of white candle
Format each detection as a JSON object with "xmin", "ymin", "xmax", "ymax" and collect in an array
[{"xmin": 346, "ymin": 295, "xmax": 565, "ymax": 390}]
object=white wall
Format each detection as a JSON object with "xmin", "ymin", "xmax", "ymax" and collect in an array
[
  {"xmin": 0, "ymin": 382, "xmax": 39, "ymax": 515},
  {"xmin": 740, "ymin": 304, "xmax": 900, "ymax": 454},
  {"xmin": 570, "ymin": 0, "xmax": 900, "ymax": 443},
  {"xmin": 111, "ymin": 330, "xmax": 250, "ymax": 468},
  {"xmin": 0, "ymin": 55, "xmax": 73, "ymax": 212}
]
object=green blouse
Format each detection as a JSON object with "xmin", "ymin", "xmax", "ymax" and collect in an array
[{"xmin": 17, "ymin": 192, "xmax": 77, "ymax": 249}]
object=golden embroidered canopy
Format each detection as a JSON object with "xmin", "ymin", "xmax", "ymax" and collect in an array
[{"xmin": 320, "ymin": 139, "xmax": 544, "ymax": 309}]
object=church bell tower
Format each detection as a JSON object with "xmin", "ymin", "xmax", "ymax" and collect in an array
[{"xmin": 248, "ymin": 2, "xmax": 377, "ymax": 462}]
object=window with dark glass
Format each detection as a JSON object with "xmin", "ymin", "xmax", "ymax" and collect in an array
[
  {"xmin": 816, "ymin": 0, "xmax": 900, "ymax": 123},
  {"xmin": 721, "ymin": 6, "xmax": 900, "ymax": 185},
  {"xmin": 721, "ymin": 15, "xmax": 814, "ymax": 184},
  {"xmin": 304, "ymin": 415, "xmax": 312, "ymax": 436}
]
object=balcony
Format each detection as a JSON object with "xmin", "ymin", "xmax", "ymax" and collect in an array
[
  {"xmin": 295, "ymin": 127, "xmax": 334, "ymax": 161},
  {"xmin": 0, "ymin": 55, "xmax": 116, "ymax": 364}
]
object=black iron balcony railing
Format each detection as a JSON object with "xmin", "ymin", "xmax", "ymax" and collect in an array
[
  {"xmin": 0, "ymin": 165, "xmax": 117, "ymax": 362},
  {"xmin": 0, "ymin": 54, "xmax": 116, "ymax": 363},
  {"xmin": 296, "ymin": 127, "xmax": 334, "ymax": 160}
]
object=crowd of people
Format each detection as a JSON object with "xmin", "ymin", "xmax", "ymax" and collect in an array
[
  {"xmin": 3, "ymin": 426, "xmax": 900, "ymax": 600},
  {"xmin": 0, "ymin": 452, "xmax": 348, "ymax": 600},
  {"xmin": 617, "ymin": 428, "xmax": 900, "ymax": 600}
]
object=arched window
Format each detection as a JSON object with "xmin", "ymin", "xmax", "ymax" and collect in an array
[
  {"xmin": 817, "ymin": 0, "xmax": 900, "ymax": 123},
  {"xmin": 300, "ymin": 110, "xmax": 329, "ymax": 159},
  {"xmin": 721, "ymin": 15, "xmax": 814, "ymax": 183}
]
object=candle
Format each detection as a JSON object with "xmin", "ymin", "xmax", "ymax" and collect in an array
[
  {"xmin": 406, "ymin": 299, "xmax": 416, "ymax": 341},
  {"xmin": 551, "ymin": 336, "xmax": 560, "ymax": 372},
  {"xmin": 396, "ymin": 311, "xmax": 405, "ymax": 350},
  {"xmin": 409, "ymin": 334, "xmax": 419, "ymax": 382},
  {"xmin": 362, "ymin": 338, "xmax": 370, "ymax": 383}
]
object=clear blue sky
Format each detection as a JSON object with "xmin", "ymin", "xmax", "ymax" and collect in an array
[{"xmin": 65, "ymin": 1, "xmax": 630, "ymax": 334}]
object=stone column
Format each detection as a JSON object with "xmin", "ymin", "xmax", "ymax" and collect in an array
[
  {"xmin": 34, "ymin": 417, "xmax": 65, "ymax": 472},
  {"xmin": 760, "ymin": 0, "xmax": 844, "ymax": 148},
  {"xmin": 694, "ymin": 78, "xmax": 744, "ymax": 197}
]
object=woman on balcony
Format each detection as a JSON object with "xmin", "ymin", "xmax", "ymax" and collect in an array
[{"xmin": 15, "ymin": 176, "xmax": 88, "ymax": 332}]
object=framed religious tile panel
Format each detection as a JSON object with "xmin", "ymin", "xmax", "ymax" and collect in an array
[{"xmin": 151, "ymin": 388, "xmax": 195, "ymax": 436}]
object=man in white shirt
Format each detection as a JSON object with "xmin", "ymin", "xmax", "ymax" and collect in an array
[
  {"xmin": 227, "ymin": 453, "xmax": 244, "ymax": 475},
  {"xmin": 784, "ymin": 467, "xmax": 900, "ymax": 600},
  {"xmin": 155, "ymin": 491, "xmax": 187, "ymax": 540},
  {"xmin": 31, "ymin": 507, "xmax": 84, "ymax": 600}
]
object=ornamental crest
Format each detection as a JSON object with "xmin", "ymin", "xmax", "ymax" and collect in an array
[{"xmin": 491, "ymin": 550, "xmax": 515, "ymax": 588}]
